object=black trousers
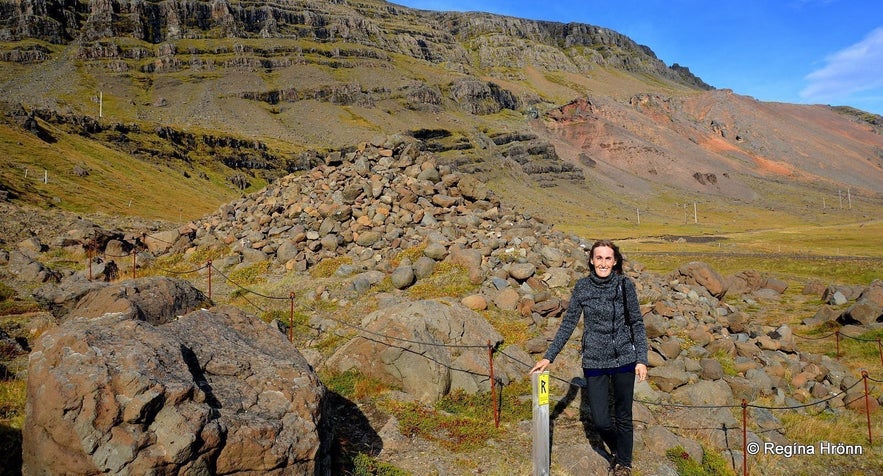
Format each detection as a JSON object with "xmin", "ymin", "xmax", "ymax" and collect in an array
[{"xmin": 583, "ymin": 368, "xmax": 635, "ymax": 467}]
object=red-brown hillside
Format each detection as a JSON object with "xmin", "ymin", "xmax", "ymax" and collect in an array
[{"xmin": 536, "ymin": 90, "xmax": 883, "ymax": 203}]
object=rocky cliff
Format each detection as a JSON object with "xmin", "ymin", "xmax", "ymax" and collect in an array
[{"xmin": 0, "ymin": 0, "xmax": 707, "ymax": 88}]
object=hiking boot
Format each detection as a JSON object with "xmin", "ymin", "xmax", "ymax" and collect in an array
[{"xmin": 613, "ymin": 463, "xmax": 632, "ymax": 476}]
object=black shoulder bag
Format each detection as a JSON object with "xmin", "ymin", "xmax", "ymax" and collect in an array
[{"xmin": 620, "ymin": 278, "xmax": 636, "ymax": 348}]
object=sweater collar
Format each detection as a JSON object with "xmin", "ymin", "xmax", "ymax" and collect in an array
[{"xmin": 589, "ymin": 270, "xmax": 619, "ymax": 287}]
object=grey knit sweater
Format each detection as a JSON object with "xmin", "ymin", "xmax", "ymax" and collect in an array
[{"xmin": 543, "ymin": 272, "xmax": 649, "ymax": 369}]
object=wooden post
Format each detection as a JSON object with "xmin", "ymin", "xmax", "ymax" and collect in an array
[
  {"xmin": 636, "ymin": 208, "xmax": 640, "ymax": 225},
  {"xmin": 693, "ymin": 202, "xmax": 698, "ymax": 224},
  {"xmin": 531, "ymin": 371, "xmax": 550, "ymax": 476}
]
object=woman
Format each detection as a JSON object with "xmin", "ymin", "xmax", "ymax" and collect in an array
[{"xmin": 530, "ymin": 239, "xmax": 648, "ymax": 476}]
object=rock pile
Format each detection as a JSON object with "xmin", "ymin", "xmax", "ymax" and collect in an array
[{"xmin": 160, "ymin": 135, "xmax": 595, "ymax": 325}]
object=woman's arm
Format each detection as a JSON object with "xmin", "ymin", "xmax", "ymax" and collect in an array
[
  {"xmin": 625, "ymin": 277, "xmax": 649, "ymax": 366},
  {"xmin": 531, "ymin": 280, "xmax": 585, "ymax": 372}
]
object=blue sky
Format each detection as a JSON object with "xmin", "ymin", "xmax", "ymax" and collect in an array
[{"xmin": 393, "ymin": 0, "xmax": 883, "ymax": 115}]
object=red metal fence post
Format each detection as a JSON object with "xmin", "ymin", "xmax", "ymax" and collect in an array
[
  {"xmin": 835, "ymin": 330, "xmax": 840, "ymax": 360},
  {"xmin": 488, "ymin": 341, "xmax": 499, "ymax": 428},
  {"xmin": 877, "ymin": 337, "xmax": 883, "ymax": 368},
  {"xmin": 742, "ymin": 399, "xmax": 748, "ymax": 476},
  {"xmin": 862, "ymin": 370, "xmax": 872, "ymax": 444},
  {"xmin": 87, "ymin": 247, "xmax": 93, "ymax": 281},
  {"xmin": 289, "ymin": 292, "xmax": 296, "ymax": 343}
]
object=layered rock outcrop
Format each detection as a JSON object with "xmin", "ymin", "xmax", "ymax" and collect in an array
[{"xmin": 0, "ymin": 0, "xmax": 708, "ymax": 88}]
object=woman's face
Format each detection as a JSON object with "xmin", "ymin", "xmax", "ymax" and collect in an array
[{"xmin": 591, "ymin": 245, "xmax": 617, "ymax": 278}]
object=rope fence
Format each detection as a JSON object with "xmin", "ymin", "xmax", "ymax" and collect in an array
[
  {"xmin": 83, "ymin": 231, "xmax": 882, "ymax": 474},
  {"xmin": 793, "ymin": 328, "xmax": 883, "ymax": 367}
]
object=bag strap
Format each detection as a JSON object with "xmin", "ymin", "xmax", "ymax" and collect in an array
[{"xmin": 620, "ymin": 278, "xmax": 636, "ymax": 346}]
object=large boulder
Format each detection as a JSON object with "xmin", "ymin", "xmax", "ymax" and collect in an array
[
  {"xmin": 7, "ymin": 250, "xmax": 60, "ymax": 283},
  {"xmin": 838, "ymin": 301, "xmax": 883, "ymax": 326},
  {"xmin": 840, "ymin": 280, "xmax": 883, "ymax": 326},
  {"xmin": 857, "ymin": 280, "xmax": 883, "ymax": 307},
  {"xmin": 671, "ymin": 262, "xmax": 727, "ymax": 299},
  {"xmin": 33, "ymin": 275, "xmax": 107, "ymax": 318},
  {"xmin": 725, "ymin": 269, "xmax": 767, "ymax": 295},
  {"xmin": 23, "ymin": 305, "xmax": 329, "ymax": 475},
  {"xmin": 66, "ymin": 276, "xmax": 209, "ymax": 324},
  {"xmin": 323, "ymin": 299, "xmax": 506, "ymax": 402}
]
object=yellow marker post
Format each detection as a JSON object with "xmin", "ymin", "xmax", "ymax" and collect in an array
[
  {"xmin": 537, "ymin": 372, "xmax": 549, "ymax": 406},
  {"xmin": 531, "ymin": 371, "xmax": 550, "ymax": 476}
]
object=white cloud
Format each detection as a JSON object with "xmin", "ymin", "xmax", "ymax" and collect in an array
[{"xmin": 800, "ymin": 27, "xmax": 883, "ymax": 101}]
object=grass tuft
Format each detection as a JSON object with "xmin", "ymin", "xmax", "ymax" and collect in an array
[
  {"xmin": 407, "ymin": 262, "xmax": 478, "ymax": 299},
  {"xmin": 225, "ymin": 262, "xmax": 270, "ymax": 288},
  {"xmin": 483, "ymin": 308, "xmax": 534, "ymax": 346},
  {"xmin": 351, "ymin": 453, "xmax": 410, "ymax": 476},
  {"xmin": 665, "ymin": 444, "xmax": 735, "ymax": 476},
  {"xmin": 711, "ymin": 349, "xmax": 738, "ymax": 377},
  {"xmin": 0, "ymin": 379, "xmax": 26, "ymax": 421},
  {"xmin": 386, "ymin": 398, "xmax": 499, "ymax": 452},
  {"xmin": 310, "ymin": 256, "xmax": 353, "ymax": 279},
  {"xmin": 0, "ymin": 282, "xmax": 41, "ymax": 315},
  {"xmin": 392, "ymin": 244, "xmax": 427, "ymax": 267},
  {"xmin": 320, "ymin": 368, "xmax": 393, "ymax": 401}
]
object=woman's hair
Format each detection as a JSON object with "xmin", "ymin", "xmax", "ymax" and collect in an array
[{"xmin": 589, "ymin": 239, "xmax": 624, "ymax": 275}]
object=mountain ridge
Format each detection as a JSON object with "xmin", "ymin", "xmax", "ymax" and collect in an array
[
  {"xmin": 1, "ymin": 0, "xmax": 882, "ymax": 234},
  {"xmin": 0, "ymin": 0, "xmax": 707, "ymax": 87}
]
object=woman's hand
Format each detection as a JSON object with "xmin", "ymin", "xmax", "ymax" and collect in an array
[
  {"xmin": 635, "ymin": 363, "xmax": 648, "ymax": 382},
  {"xmin": 530, "ymin": 358, "xmax": 550, "ymax": 374}
]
